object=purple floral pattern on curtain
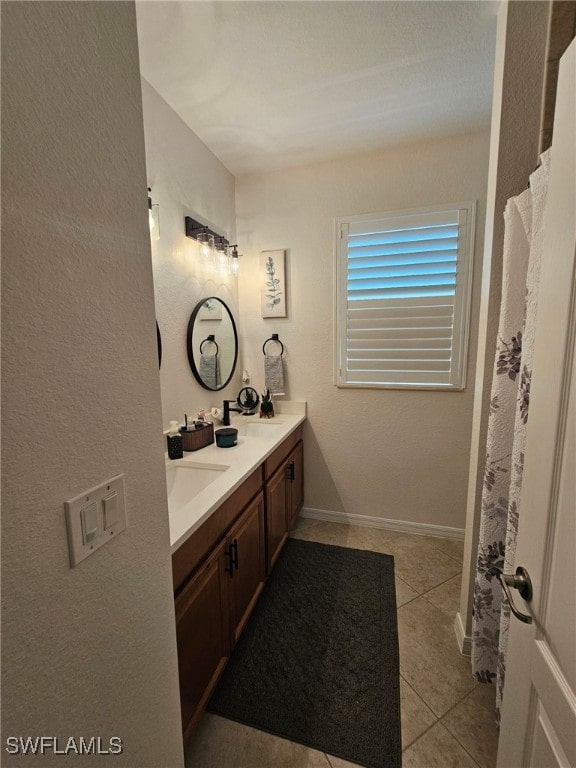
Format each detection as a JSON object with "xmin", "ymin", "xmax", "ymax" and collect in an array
[{"xmin": 472, "ymin": 151, "xmax": 551, "ymax": 721}]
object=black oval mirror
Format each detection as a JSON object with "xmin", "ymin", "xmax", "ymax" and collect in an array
[
  {"xmin": 156, "ymin": 321, "xmax": 162, "ymax": 369},
  {"xmin": 187, "ymin": 297, "xmax": 238, "ymax": 391}
]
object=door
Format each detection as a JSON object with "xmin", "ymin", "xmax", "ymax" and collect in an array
[
  {"xmin": 227, "ymin": 492, "xmax": 265, "ymax": 644},
  {"xmin": 265, "ymin": 462, "xmax": 289, "ymax": 573},
  {"xmin": 175, "ymin": 539, "xmax": 230, "ymax": 741},
  {"xmin": 497, "ymin": 40, "xmax": 576, "ymax": 768},
  {"xmin": 288, "ymin": 441, "xmax": 304, "ymax": 530}
]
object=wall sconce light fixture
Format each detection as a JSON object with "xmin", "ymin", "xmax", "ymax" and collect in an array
[
  {"xmin": 185, "ymin": 216, "xmax": 237, "ymax": 275},
  {"xmin": 148, "ymin": 187, "xmax": 160, "ymax": 241}
]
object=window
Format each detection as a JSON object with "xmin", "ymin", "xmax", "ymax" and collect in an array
[{"xmin": 335, "ymin": 202, "xmax": 476, "ymax": 389}]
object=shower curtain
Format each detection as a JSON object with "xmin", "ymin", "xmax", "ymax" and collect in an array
[{"xmin": 472, "ymin": 150, "xmax": 551, "ymax": 721}]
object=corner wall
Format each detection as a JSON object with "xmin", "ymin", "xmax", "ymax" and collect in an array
[
  {"xmin": 1, "ymin": 4, "xmax": 183, "ymax": 765},
  {"xmin": 140, "ymin": 79, "xmax": 241, "ymax": 426},
  {"xmin": 236, "ymin": 131, "xmax": 490, "ymax": 531}
]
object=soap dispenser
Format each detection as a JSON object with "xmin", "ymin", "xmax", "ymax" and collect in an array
[{"xmin": 167, "ymin": 420, "xmax": 183, "ymax": 460}]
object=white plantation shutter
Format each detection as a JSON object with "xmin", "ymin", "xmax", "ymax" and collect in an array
[{"xmin": 336, "ymin": 203, "xmax": 475, "ymax": 389}]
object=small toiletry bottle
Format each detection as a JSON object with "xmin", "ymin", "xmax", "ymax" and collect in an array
[{"xmin": 167, "ymin": 420, "xmax": 183, "ymax": 460}]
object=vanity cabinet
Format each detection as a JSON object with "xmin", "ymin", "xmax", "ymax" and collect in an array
[
  {"xmin": 172, "ymin": 424, "xmax": 303, "ymax": 743},
  {"xmin": 172, "ymin": 472, "xmax": 264, "ymax": 741}
]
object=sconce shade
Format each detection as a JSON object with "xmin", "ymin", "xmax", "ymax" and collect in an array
[
  {"xmin": 197, "ymin": 229, "xmax": 214, "ymax": 259},
  {"xmin": 229, "ymin": 245, "xmax": 240, "ymax": 276}
]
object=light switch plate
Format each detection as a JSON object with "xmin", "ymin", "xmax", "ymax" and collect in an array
[{"xmin": 65, "ymin": 474, "xmax": 127, "ymax": 567}]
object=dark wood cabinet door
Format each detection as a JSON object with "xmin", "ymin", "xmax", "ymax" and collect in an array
[
  {"xmin": 227, "ymin": 492, "xmax": 265, "ymax": 645},
  {"xmin": 288, "ymin": 440, "xmax": 304, "ymax": 530},
  {"xmin": 265, "ymin": 462, "xmax": 289, "ymax": 573},
  {"xmin": 175, "ymin": 540, "xmax": 230, "ymax": 742}
]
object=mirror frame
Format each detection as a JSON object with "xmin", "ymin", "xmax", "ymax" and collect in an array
[
  {"xmin": 156, "ymin": 321, "xmax": 162, "ymax": 369},
  {"xmin": 186, "ymin": 297, "xmax": 238, "ymax": 391}
]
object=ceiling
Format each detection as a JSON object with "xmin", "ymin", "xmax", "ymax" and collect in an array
[{"xmin": 136, "ymin": 1, "xmax": 498, "ymax": 176}]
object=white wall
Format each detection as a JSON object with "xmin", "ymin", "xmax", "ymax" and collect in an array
[
  {"xmin": 237, "ymin": 131, "xmax": 490, "ymax": 531},
  {"xmin": 1, "ymin": 4, "xmax": 183, "ymax": 766},
  {"xmin": 140, "ymin": 79, "xmax": 241, "ymax": 427}
]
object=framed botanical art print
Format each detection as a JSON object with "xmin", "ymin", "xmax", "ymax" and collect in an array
[{"xmin": 260, "ymin": 249, "xmax": 286, "ymax": 318}]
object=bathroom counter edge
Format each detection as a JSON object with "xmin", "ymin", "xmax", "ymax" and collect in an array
[{"xmin": 168, "ymin": 407, "xmax": 306, "ymax": 553}]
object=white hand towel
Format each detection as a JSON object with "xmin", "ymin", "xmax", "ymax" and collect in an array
[{"xmin": 264, "ymin": 354, "xmax": 285, "ymax": 396}]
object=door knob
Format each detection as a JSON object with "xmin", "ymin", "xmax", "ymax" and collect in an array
[{"xmin": 493, "ymin": 566, "xmax": 533, "ymax": 624}]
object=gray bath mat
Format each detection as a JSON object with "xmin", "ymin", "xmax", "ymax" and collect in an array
[{"xmin": 208, "ymin": 538, "xmax": 401, "ymax": 768}]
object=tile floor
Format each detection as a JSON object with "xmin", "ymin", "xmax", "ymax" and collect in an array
[{"xmin": 185, "ymin": 518, "xmax": 499, "ymax": 768}]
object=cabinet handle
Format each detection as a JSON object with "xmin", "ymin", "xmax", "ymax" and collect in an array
[
  {"xmin": 225, "ymin": 544, "xmax": 234, "ymax": 578},
  {"xmin": 224, "ymin": 539, "xmax": 239, "ymax": 579},
  {"xmin": 286, "ymin": 462, "xmax": 295, "ymax": 482}
]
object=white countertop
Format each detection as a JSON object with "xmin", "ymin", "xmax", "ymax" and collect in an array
[{"xmin": 167, "ymin": 404, "xmax": 306, "ymax": 553}]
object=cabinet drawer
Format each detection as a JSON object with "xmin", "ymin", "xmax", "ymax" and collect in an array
[
  {"xmin": 263, "ymin": 425, "xmax": 303, "ymax": 480},
  {"xmin": 172, "ymin": 467, "xmax": 263, "ymax": 595}
]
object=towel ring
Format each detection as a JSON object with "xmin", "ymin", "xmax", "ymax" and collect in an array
[
  {"xmin": 200, "ymin": 335, "xmax": 219, "ymax": 355},
  {"xmin": 262, "ymin": 334, "xmax": 284, "ymax": 356}
]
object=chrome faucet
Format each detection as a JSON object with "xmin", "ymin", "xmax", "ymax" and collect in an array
[{"xmin": 223, "ymin": 399, "xmax": 242, "ymax": 426}]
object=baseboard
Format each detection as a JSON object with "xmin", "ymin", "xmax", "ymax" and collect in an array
[
  {"xmin": 454, "ymin": 611, "xmax": 472, "ymax": 656},
  {"xmin": 300, "ymin": 507, "xmax": 465, "ymax": 541}
]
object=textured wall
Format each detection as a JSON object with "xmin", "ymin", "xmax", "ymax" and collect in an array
[
  {"xmin": 237, "ymin": 131, "xmax": 490, "ymax": 530},
  {"xmin": 140, "ymin": 79, "xmax": 241, "ymax": 427},
  {"xmin": 1, "ymin": 4, "xmax": 183, "ymax": 766}
]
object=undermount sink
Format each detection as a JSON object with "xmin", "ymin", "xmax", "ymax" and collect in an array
[
  {"xmin": 166, "ymin": 461, "xmax": 229, "ymax": 515},
  {"xmin": 237, "ymin": 420, "xmax": 285, "ymax": 438}
]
